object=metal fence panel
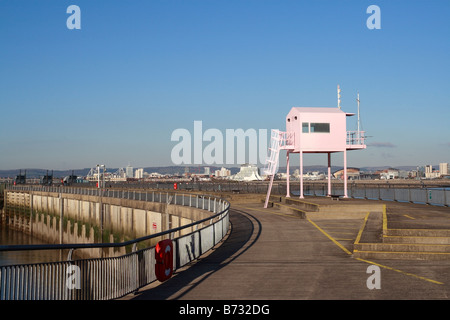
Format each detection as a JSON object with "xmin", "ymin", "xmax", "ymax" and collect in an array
[
  {"xmin": 176, "ymin": 232, "xmax": 200, "ymax": 268},
  {"xmin": 222, "ymin": 213, "xmax": 229, "ymax": 237},
  {"xmin": 428, "ymin": 189, "xmax": 446, "ymax": 206},
  {"xmin": 447, "ymin": 190, "xmax": 450, "ymax": 207},
  {"xmin": 351, "ymin": 188, "xmax": 365, "ymax": 199},
  {"xmin": 379, "ymin": 189, "xmax": 395, "ymax": 201},
  {"xmin": 1, "ymin": 186, "xmax": 230, "ymax": 300},
  {"xmin": 200, "ymin": 225, "xmax": 214, "ymax": 255},
  {"xmin": 214, "ymin": 219, "xmax": 223, "ymax": 245},
  {"xmin": 410, "ymin": 189, "xmax": 427, "ymax": 204},
  {"xmin": 364, "ymin": 188, "xmax": 379, "ymax": 200},
  {"xmin": 394, "ymin": 189, "xmax": 410, "ymax": 202},
  {"xmin": 333, "ymin": 187, "xmax": 345, "ymax": 197}
]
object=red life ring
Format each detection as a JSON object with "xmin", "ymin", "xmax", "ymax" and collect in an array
[{"xmin": 155, "ymin": 239, "xmax": 173, "ymax": 282}]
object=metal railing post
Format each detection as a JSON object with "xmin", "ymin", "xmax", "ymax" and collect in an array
[{"xmin": 1, "ymin": 186, "xmax": 230, "ymax": 301}]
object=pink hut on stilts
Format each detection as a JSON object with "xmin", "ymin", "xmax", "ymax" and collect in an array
[{"xmin": 263, "ymin": 89, "xmax": 366, "ymax": 208}]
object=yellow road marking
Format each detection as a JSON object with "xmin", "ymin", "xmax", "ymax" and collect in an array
[
  {"xmin": 355, "ymin": 212, "xmax": 370, "ymax": 244},
  {"xmin": 307, "ymin": 212, "xmax": 444, "ymax": 286},
  {"xmin": 237, "ymin": 203, "xmax": 444, "ymax": 286},
  {"xmin": 318, "ymin": 223, "xmax": 361, "ymax": 226},
  {"xmin": 403, "ymin": 214, "xmax": 415, "ymax": 220},
  {"xmin": 385, "ymin": 235, "xmax": 450, "ymax": 240},
  {"xmin": 355, "ymin": 258, "xmax": 444, "ymax": 285},
  {"xmin": 306, "ymin": 218, "xmax": 353, "ymax": 255}
]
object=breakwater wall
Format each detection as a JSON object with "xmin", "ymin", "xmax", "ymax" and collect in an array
[{"xmin": 2, "ymin": 187, "xmax": 216, "ymax": 258}]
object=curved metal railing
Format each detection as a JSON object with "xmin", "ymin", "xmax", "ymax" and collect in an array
[{"xmin": 0, "ymin": 186, "xmax": 230, "ymax": 300}]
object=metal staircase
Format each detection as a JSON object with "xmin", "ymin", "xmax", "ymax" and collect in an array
[{"xmin": 263, "ymin": 130, "xmax": 295, "ymax": 208}]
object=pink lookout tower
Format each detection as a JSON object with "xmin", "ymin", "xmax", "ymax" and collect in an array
[{"xmin": 263, "ymin": 92, "xmax": 366, "ymax": 208}]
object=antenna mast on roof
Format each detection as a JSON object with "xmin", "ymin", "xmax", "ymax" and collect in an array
[
  {"xmin": 337, "ymin": 85, "xmax": 341, "ymax": 109},
  {"xmin": 356, "ymin": 91, "xmax": 360, "ymax": 134}
]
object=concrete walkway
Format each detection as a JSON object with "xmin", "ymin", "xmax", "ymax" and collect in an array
[{"xmin": 125, "ymin": 196, "xmax": 450, "ymax": 300}]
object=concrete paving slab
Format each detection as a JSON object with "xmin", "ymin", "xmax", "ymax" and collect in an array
[{"xmin": 124, "ymin": 196, "xmax": 450, "ymax": 300}]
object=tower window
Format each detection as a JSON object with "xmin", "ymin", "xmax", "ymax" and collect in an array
[
  {"xmin": 310, "ymin": 123, "xmax": 330, "ymax": 133},
  {"xmin": 302, "ymin": 122, "xmax": 309, "ymax": 133}
]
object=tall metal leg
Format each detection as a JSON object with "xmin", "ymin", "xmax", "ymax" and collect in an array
[
  {"xmin": 327, "ymin": 152, "xmax": 332, "ymax": 196},
  {"xmin": 299, "ymin": 150, "xmax": 304, "ymax": 199},
  {"xmin": 344, "ymin": 149, "xmax": 348, "ymax": 198},
  {"xmin": 286, "ymin": 151, "xmax": 290, "ymax": 198}
]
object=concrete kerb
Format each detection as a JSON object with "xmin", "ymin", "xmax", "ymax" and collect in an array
[
  {"xmin": 260, "ymin": 195, "xmax": 450, "ymax": 260},
  {"xmin": 265, "ymin": 195, "xmax": 384, "ymax": 220},
  {"xmin": 353, "ymin": 204, "xmax": 450, "ymax": 260},
  {"xmin": 171, "ymin": 191, "xmax": 450, "ymax": 260}
]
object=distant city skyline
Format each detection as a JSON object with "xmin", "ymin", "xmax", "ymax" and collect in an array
[
  {"xmin": 1, "ymin": 1, "xmax": 449, "ymax": 170},
  {"xmin": 0, "ymin": 163, "xmax": 447, "ymax": 178}
]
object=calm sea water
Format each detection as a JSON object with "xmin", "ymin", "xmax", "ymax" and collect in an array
[{"xmin": 0, "ymin": 225, "xmax": 63, "ymax": 267}]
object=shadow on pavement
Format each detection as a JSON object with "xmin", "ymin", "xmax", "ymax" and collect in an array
[{"xmin": 129, "ymin": 208, "xmax": 261, "ymax": 300}]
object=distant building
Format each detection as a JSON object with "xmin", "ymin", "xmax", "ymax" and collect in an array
[
  {"xmin": 398, "ymin": 170, "xmax": 409, "ymax": 179},
  {"xmin": 360, "ymin": 172, "xmax": 380, "ymax": 180},
  {"xmin": 215, "ymin": 167, "xmax": 231, "ymax": 178},
  {"xmin": 425, "ymin": 165, "xmax": 440, "ymax": 179},
  {"xmin": 135, "ymin": 168, "xmax": 144, "ymax": 179},
  {"xmin": 126, "ymin": 165, "xmax": 133, "ymax": 178},
  {"xmin": 233, "ymin": 164, "xmax": 262, "ymax": 181},
  {"xmin": 303, "ymin": 171, "xmax": 325, "ymax": 180},
  {"xmin": 275, "ymin": 172, "xmax": 288, "ymax": 180},
  {"xmin": 148, "ymin": 172, "xmax": 163, "ymax": 178},
  {"xmin": 386, "ymin": 168, "xmax": 399, "ymax": 180},
  {"xmin": 440, "ymin": 163, "xmax": 449, "ymax": 177},
  {"xmin": 333, "ymin": 168, "xmax": 360, "ymax": 180},
  {"xmin": 416, "ymin": 166, "xmax": 425, "ymax": 178},
  {"xmin": 376, "ymin": 168, "xmax": 399, "ymax": 180}
]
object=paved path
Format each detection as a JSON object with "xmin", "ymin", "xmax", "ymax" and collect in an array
[{"xmin": 126, "ymin": 198, "xmax": 450, "ymax": 300}]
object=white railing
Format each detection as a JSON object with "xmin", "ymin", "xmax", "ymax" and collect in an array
[
  {"xmin": 347, "ymin": 130, "xmax": 366, "ymax": 146},
  {"xmin": 0, "ymin": 187, "xmax": 230, "ymax": 300}
]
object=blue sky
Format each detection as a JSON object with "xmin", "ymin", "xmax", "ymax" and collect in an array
[{"xmin": 0, "ymin": 0, "xmax": 449, "ymax": 170}]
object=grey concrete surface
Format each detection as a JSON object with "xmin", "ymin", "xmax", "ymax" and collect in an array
[{"xmin": 124, "ymin": 196, "xmax": 450, "ymax": 300}]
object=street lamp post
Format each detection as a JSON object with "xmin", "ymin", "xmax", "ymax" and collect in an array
[
  {"xmin": 96, "ymin": 164, "xmax": 105, "ymax": 188},
  {"xmin": 96, "ymin": 164, "xmax": 106, "ymax": 256}
]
